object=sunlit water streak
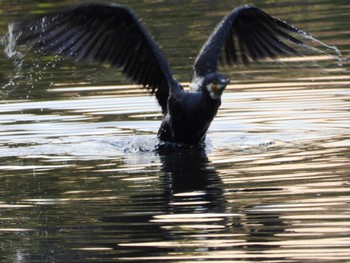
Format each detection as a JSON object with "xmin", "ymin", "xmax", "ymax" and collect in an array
[{"xmin": 0, "ymin": 84, "xmax": 348, "ymax": 159}]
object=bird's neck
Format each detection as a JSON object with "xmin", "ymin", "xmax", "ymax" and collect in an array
[{"xmin": 200, "ymin": 91, "xmax": 222, "ymax": 117}]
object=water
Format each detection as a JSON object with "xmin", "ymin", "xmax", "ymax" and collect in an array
[{"xmin": 1, "ymin": 0, "xmax": 350, "ymax": 262}]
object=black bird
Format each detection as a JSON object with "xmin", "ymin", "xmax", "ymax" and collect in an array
[{"xmin": 11, "ymin": 3, "xmax": 312, "ymax": 147}]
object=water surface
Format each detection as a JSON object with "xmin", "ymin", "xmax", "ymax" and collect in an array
[{"xmin": 1, "ymin": 0, "xmax": 350, "ymax": 262}]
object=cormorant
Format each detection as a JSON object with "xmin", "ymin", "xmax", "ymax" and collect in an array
[{"xmin": 11, "ymin": 4, "xmax": 314, "ymax": 147}]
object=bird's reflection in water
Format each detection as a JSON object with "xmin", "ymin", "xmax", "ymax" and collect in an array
[
  {"xmin": 157, "ymin": 146, "xmax": 226, "ymax": 214},
  {"xmin": 151, "ymin": 146, "xmax": 288, "ymax": 260},
  {"xmin": 99, "ymin": 145, "xmax": 289, "ymax": 261}
]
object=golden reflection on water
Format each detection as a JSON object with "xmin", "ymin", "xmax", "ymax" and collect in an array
[{"xmin": 1, "ymin": 75, "xmax": 349, "ymax": 262}]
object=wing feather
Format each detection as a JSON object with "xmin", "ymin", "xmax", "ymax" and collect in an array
[
  {"xmin": 194, "ymin": 5, "xmax": 312, "ymax": 78},
  {"xmin": 13, "ymin": 3, "xmax": 178, "ymax": 113}
]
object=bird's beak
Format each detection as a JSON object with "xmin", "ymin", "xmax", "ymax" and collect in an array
[
  {"xmin": 211, "ymin": 84, "xmax": 223, "ymax": 97},
  {"xmin": 211, "ymin": 84, "xmax": 219, "ymax": 95},
  {"xmin": 211, "ymin": 79, "xmax": 229, "ymax": 96}
]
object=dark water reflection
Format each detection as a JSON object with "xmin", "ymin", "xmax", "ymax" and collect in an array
[{"xmin": 1, "ymin": 0, "xmax": 350, "ymax": 262}]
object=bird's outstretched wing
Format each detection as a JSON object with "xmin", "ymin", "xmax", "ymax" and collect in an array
[
  {"xmin": 13, "ymin": 4, "xmax": 178, "ymax": 113},
  {"xmin": 193, "ymin": 5, "xmax": 309, "ymax": 78}
]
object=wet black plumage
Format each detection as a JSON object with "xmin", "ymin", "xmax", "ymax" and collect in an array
[{"xmin": 12, "ymin": 4, "xmax": 310, "ymax": 146}]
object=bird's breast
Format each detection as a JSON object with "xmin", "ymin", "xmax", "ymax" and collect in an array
[{"xmin": 158, "ymin": 95, "xmax": 220, "ymax": 145}]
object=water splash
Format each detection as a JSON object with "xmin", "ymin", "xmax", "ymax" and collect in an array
[
  {"xmin": 120, "ymin": 136, "xmax": 158, "ymax": 153},
  {"xmin": 1, "ymin": 23, "xmax": 26, "ymax": 97},
  {"xmin": 297, "ymin": 28, "xmax": 345, "ymax": 67},
  {"xmin": 4, "ymin": 23, "xmax": 24, "ymax": 60},
  {"xmin": 1, "ymin": 23, "xmax": 62, "ymax": 98}
]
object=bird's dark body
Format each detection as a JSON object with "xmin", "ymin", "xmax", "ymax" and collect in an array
[
  {"xmin": 158, "ymin": 90, "xmax": 221, "ymax": 146},
  {"xmin": 9, "ymin": 3, "xmax": 319, "ymax": 147}
]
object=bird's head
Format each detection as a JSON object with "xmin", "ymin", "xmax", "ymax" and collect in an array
[{"xmin": 203, "ymin": 73, "xmax": 230, "ymax": 100}]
